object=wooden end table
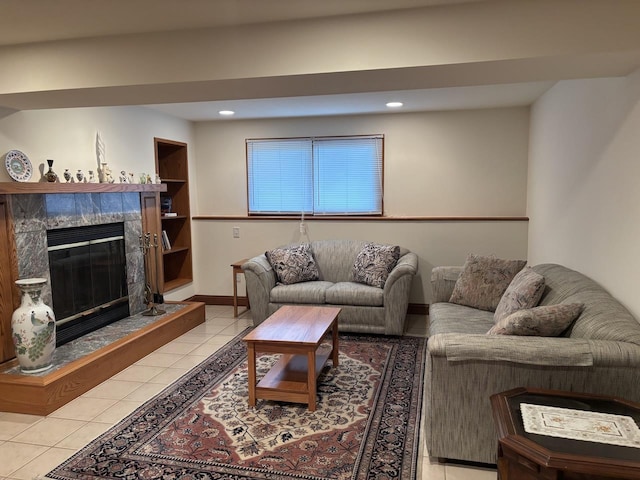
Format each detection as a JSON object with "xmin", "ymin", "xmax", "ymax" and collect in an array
[
  {"xmin": 242, "ymin": 305, "xmax": 340, "ymax": 411},
  {"xmin": 491, "ymin": 387, "xmax": 640, "ymax": 480},
  {"xmin": 231, "ymin": 259, "xmax": 250, "ymax": 317}
]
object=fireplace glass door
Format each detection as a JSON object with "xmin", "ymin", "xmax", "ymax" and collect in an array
[{"xmin": 47, "ymin": 222, "xmax": 129, "ymax": 345}]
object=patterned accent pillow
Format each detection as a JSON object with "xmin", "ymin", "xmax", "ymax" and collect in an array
[
  {"xmin": 352, "ymin": 243, "xmax": 400, "ymax": 288},
  {"xmin": 449, "ymin": 254, "xmax": 526, "ymax": 312},
  {"xmin": 494, "ymin": 267, "xmax": 545, "ymax": 323},
  {"xmin": 487, "ymin": 303, "xmax": 584, "ymax": 337},
  {"xmin": 265, "ymin": 244, "xmax": 319, "ymax": 285}
]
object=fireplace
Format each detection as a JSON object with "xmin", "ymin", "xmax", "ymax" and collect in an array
[
  {"xmin": 10, "ymin": 192, "xmax": 147, "ymax": 346},
  {"xmin": 47, "ymin": 222, "xmax": 130, "ymax": 346}
]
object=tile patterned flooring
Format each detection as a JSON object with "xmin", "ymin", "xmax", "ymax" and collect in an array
[{"xmin": 0, "ymin": 306, "xmax": 497, "ymax": 480}]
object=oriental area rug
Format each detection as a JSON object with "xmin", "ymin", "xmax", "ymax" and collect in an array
[{"xmin": 47, "ymin": 331, "xmax": 425, "ymax": 480}]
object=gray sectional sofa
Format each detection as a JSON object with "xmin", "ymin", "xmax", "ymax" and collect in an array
[
  {"xmin": 242, "ymin": 239, "xmax": 418, "ymax": 335},
  {"xmin": 424, "ymin": 263, "xmax": 640, "ymax": 464}
]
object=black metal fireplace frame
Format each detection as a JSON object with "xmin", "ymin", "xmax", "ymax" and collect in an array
[{"xmin": 47, "ymin": 222, "xmax": 130, "ymax": 346}]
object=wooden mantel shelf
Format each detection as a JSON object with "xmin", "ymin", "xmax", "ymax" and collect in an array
[{"xmin": 0, "ymin": 182, "xmax": 167, "ymax": 194}]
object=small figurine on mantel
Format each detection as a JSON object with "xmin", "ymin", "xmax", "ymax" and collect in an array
[
  {"xmin": 95, "ymin": 131, "xmax": 115, "ymax": 183},
  {"xmin": 87, "ymin": 170, "xmax": 96, "ymax": 183},
  {"xmin": 119, "ymin": 170, "xmax": 128, "ymax": 183},
  {"xmin": 43, "ymin": 159, "xmax": 59, "ymax": 182},
  {"xmin": 99, "ymin": 162, "xmax": 114, "ymax": 183}
]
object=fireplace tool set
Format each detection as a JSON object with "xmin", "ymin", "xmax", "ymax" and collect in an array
[{"xmin": 140, "ymin": 232, "xmax": 165, "ymax": 316}]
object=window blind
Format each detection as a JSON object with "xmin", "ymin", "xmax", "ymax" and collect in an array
[
  {"xmin": 247, "ymin": 138, "xmax": 313, "ymax": 214},
  {"xmin": 313, "ymin": 136, "xmax": 383, "ymax": 215},
  {"xmin": 246, "ymin": 135, "xmax": 383, "ymax": 215}
]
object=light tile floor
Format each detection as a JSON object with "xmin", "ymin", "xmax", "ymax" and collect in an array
[{"xmin": 0, "ymin": 305, "xmax": 497, "ymax": 480}]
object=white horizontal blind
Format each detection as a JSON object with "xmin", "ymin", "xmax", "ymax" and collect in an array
[
  {"xmin": 313, "ymin": 136, "xmax": 383, "ymax": 215},
  {"xmin": 247, "ymin": 138, "xmax": 313, "ymax": 214},
  {"xmin": 246, "ymin": 135, "xmax": 383, "ymax": 215}
]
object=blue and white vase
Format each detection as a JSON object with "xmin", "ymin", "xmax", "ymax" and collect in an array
[{"xmin": 11, "ymin": 278, "xmax": 56, "ymax": 373}]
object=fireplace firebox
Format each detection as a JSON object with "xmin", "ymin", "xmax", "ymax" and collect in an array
[{"xmin": 47, "ymin": 222, "xmax": 129, "ymax": 346}]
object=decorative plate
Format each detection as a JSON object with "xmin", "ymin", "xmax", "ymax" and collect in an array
[{"xmin": 5, "ymin": 150, "xmax": 33, "ymax": 182}]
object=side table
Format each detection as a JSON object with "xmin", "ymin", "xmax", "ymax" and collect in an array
[
  {"xmin": 491, "ymin": 387, "xmax": 640, "ymax": 480},
  {"xmin": 231, "ymin": 259, "xmax": 250, "ymax": 318}
]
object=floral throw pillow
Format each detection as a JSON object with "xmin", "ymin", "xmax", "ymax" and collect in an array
[
  {"xmin": 487, "ymin": 303, "xmax": 584, "ymax": 337},
  {"xmin": 265, "ymin": 244, "xmax": 319, "ymax": 285},
  {"xmin": 449, "ymin": 254, "xmax": 526, "ymax": 312},
  {"xmin": 352, "ymin": 243, "xmax": 400, "ymax": 288},
  {"xmin": 493, "ymin": 267, "xmax": 545, "ymax": 323}
]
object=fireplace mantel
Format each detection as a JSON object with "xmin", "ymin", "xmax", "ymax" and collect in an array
[{"xmin": 0, "ymin": 182, "xmax": 166, "ymax": 194}]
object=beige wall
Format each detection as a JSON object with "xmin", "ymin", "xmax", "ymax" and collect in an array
[
  {"xmin": 0, "ymin": 106, "xmax": 197, "ymax": 300},
  {"xmin": 528, "ymin": 69, "xmax": 640, "ymax": 318},
  {"xmin": 0, "ymin": 105, "xmax": 531, "ymax": 306},
  {"xmin": 192, "ymin": 108, "xmax": 530, "ymax": 304},
  {"xmin": 0, "ymin": 106, "xmax": 193, "ymax": 182}
]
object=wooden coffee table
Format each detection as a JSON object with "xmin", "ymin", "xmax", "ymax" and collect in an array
[
  {"xmin": 491, "ymin": 387, "xmax": 640, "ymax": 480},
  {"xmin": 242, "ymin": 305, "xmax": 340, "ymax": 411}
]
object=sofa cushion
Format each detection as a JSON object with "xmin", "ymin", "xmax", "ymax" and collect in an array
[
  {"xmin": 494, "ymin": 267, "xmax": 545, "ymax": 323},
  {"xmin": 352, "ymin": 243, "xmax": 400, "ymax": 288},
  {"xmin": 270, "ymin": 281, "xmax": 333, "ymax": 304},
  {"xmin": 449, "ymin": 254, "xmax": 526, "ymax": 312},
  {"xmin": 326, "ymin": 282, "xmax": 383, "ymax": 307},
  {"xmin": 487, "ymin": 303, "xmax": 584, "ymax": 337},
  {"xmin": 265, "ymin": 243, "xmax": 319, "ymax": 285},
  {"xmin": 429, "ymin": 303, "xmax": 495, "ymax": 336}
]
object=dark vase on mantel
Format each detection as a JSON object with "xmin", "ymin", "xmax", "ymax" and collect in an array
[{"xmin": 44, "ymin": 159, "xmax": 58, "ymax": 183}]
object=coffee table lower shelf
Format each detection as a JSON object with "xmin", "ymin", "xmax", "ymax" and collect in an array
[{"xmin": 256, "ymin": 351, "xmax": 332, "ymax": 405}]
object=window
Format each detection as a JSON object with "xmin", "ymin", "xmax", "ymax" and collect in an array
[{"xmin": 246, "ymin": 135, "xmax": 383, "ymax": 215}]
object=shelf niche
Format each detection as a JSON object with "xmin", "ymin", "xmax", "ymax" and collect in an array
[{"xmin": 154, "ymin": 138, "xmax": 193, "ymax": 292}]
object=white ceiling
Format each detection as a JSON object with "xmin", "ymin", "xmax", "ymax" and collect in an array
[
  {"xmin": 145, "ymin": 82, "xmax": 555, "ymax": 121},
  {"xmin": 0, "ymin": 0, "xmax": 486, "ymax": 46},
  {"xmin": 0, "ymin": 0, "xmax": 627, "ymax": 120}
]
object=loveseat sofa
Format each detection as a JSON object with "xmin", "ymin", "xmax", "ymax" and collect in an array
[
  {"xmin": 424, "ymin": 263, "xmax": 640, "ymax": 464},
  {"xmin": 242, "ymin": 239, "xmax": 418, "ymax": 335}
]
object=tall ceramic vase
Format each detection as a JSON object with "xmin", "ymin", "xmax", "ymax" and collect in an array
[{"xmin": 11, "ymin": 278, "xmax": 56, "ymax": 373}]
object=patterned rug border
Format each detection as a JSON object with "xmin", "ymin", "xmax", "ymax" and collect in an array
[{"xmin": 47, "ymin": 329, "xmax": 426, "ymax": 480}]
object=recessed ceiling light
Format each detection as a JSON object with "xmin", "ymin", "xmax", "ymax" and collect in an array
[
  {"xmin": 219, "ymin": 110, "xmax": 235, "ymax": 116},
  {"xmin": 385, "ymin": 102, "xmax": 403, "ymax": 108}
]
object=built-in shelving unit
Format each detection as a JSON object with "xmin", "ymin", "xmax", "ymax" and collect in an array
[{"xmin": 154, "ymin": 138, "xmax": 193, "ymax": 292}]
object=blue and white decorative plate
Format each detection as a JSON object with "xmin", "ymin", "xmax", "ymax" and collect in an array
[{"xmin": 5, "ymin": 150, "xmax": 33, "ymax": 182}]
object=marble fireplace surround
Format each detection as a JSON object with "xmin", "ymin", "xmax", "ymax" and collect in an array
[{"xmin": 10, "ymin": 192, "xmax": 147, "ymax": 319}]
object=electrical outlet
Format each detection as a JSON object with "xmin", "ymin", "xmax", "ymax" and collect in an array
[
  {"xmin": 233, "ymin": 226, "xmax": 240, "ymax": 238},
  {"xmin": 299, "ymin": 223, "xmax": 306, "ymax": 234}
]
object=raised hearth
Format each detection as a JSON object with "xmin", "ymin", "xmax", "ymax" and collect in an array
[{"xmin": 0, "ymin": 301, "xmax": 205, "ymax": 415}]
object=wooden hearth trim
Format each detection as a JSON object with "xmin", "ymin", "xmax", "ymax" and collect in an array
[{"xmin": 0, "ymin": 301, "xmax": 205, "ymax": 415}]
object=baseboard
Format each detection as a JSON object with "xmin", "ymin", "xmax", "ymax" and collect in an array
[
  {"xmin": 186, "ymin": 295, "xmax": 428, "ymax": 315},
  {"xmin": 407, "ymin": 303, "xmax": 429, "ymax": 315}
]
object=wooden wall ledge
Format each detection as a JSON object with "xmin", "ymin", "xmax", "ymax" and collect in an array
[
  {"xmin": 193, "ymin": 215, "xmax": 529, "ymax": 222},
  {"xmin": 0, "ymin": 182, "xmax": 166, "ymax": 194}
]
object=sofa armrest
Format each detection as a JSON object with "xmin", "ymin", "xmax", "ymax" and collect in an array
[
  {"xmin": 385, "ymin": 253, "xmax": 418, "ymax": 291},
  {"xmin": 587, "ymin": 339, "xmax": 640, "ymax": 367},
  {"xmin": 242, "ymin": 255, "xmax": 276, "ymax": 326},
  {"xmin": 428, "ymin": 333, "xmax": 594, "ymax": 366},
  {"xmin": 383, "ymin": 252, "xmax": 418, "ymax": 335},
  {"xmin": 431, "ymin": 266, "xmax": 463, "ymax": 303}
]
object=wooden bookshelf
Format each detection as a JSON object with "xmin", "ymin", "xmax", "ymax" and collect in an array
[{"xmin": 154, "ymin": 138, "xmax": 193, "ymax": 292}]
